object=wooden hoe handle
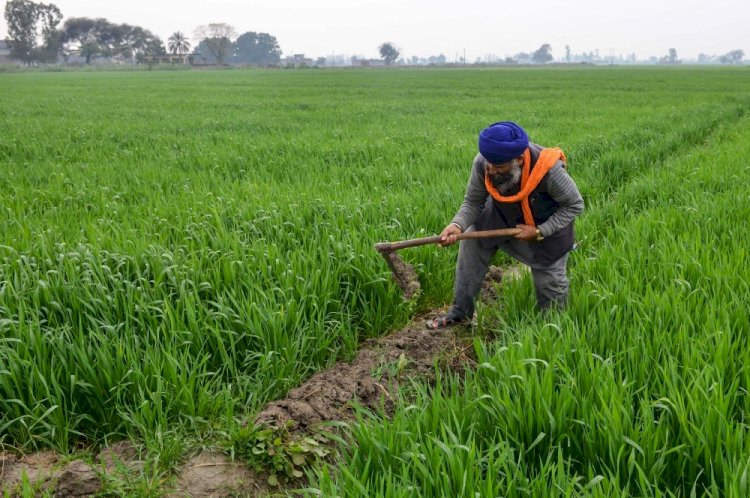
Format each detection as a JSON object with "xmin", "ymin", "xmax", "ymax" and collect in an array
[{"xmin": 375, "ymin": 228, "xmax": 522, "ymax": 253}]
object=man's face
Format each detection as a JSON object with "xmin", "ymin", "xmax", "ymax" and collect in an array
[
  {"xmin": 486, "ymin": 157, "xmax": 522, "ymax": 177},
  {"xmin": 487, "ymin": 156, "xmax": 523, "ymax": 195}
]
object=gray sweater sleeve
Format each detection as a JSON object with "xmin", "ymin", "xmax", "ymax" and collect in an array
[
  {"xmin": 537, "ymin": 163, "xmax": 584, "ymax": 237},
  {"xmin": 451, "ymin": 154, "xmax": 488, "ymax": 231}
]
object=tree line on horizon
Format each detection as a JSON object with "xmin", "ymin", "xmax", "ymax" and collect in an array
[
  {"xmin": 2, "ymin": 0, "xmax": 282, "ymax": 66},
  {"xmin": 3, "ymin": 0, "xmax": 746, "ymax": 67}
]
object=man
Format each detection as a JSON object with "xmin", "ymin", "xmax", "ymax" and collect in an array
[{"xmin": 426, "ymin": 121, "xmax": 584, "ymax": 330}]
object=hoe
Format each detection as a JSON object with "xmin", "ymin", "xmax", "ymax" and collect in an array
[{"xmin": 375, "ymin": 228, "xmax": 521, "ymax": 299}]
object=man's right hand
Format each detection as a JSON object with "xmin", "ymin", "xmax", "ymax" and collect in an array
[{"xmin": 439, "ymin": 223, "xmax": 462, "ymax": 246}]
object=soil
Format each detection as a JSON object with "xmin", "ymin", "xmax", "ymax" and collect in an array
[
  {"xmin": 0, "ymin": 265, "xmax": 519, "ymax": 498},
  {"xmin": 53, "ymin": 461, "xmax": 101, "ymax": 497},
  {"xmin": 0, "ymin": 441, "xmax": 140, "ymax": 497},
  {"xmin": 0, "ymin": 451, "xmax": 58, "ymax": 492},
  {"xmin": 380, "ymin": 251, "xmax": 421, "ymax": 299},
  {"xmin": 167, "ymin": 451, "xmax": 269, "ymax": 498}
]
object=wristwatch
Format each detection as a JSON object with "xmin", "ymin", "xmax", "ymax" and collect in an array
[{"xmin": 535, "ymin": 228, "xmax": 545, "ymax": 242}]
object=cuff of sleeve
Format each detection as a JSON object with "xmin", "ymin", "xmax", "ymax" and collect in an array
[
  {"xmin": 450, "ymin": 221, "xmax": 463, "ymax": 232},
  {"xmin": 538, "ymin": 224, "xmax": 551, "ymax": 237}
]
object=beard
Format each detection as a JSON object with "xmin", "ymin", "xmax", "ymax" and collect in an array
[{"xmin": 491, "ymin": 163, "xmax": 522, "ymax": 195}]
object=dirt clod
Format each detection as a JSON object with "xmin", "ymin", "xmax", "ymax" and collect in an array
[
  {"xmin": 54, "ymin": 461, "xmax": 100, "ymax": 497},
  {"xmin": 381, "ymin": 252, "xmax": 421, "ymax": 299}
]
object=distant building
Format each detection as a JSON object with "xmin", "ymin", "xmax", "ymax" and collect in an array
[
  {"xmin": 63, "ymin": 52, "xmax": 135, "ymax": 65},
  {"xmin": 355, "ymin": 58, "xmax": 386, "ymax": 67},
  {"xmin": 141, "ymin": 53, "xmax": 197, "ymax": 65},
  {"xmin": 283, "ymin": 53, "xmax": 314, "ymax": 67},
  {"xmin": 0, "ymin": 40, "xmax": 17, "ymax": 64}
]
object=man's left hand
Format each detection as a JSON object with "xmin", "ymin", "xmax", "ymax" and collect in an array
[{"xmin": 515, "ymin": 224, "xmax": 538, "ymax": 241}]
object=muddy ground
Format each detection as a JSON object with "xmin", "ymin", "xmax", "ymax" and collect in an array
[{"xmin": 0, "ymin": 265, "xmax": 517, "ymax": 498}]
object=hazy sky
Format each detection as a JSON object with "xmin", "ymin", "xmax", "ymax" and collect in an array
[{"xmin": 2, "ymin": 0, "xmax": 748, "ymax": 60}]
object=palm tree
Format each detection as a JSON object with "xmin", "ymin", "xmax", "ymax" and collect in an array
[{"xmin": 167, "ymin": 31, "xmax": 191, "ymax": 55}]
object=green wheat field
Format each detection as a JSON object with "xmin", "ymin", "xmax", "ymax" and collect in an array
[{"xmin": 1, "ymin": 66, "xmax": 749, "ymax": 496}]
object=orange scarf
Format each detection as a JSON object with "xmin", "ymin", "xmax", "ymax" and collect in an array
[{"xmin": 484, "ymin": 147, "xmax": 566, "ymax": 227}]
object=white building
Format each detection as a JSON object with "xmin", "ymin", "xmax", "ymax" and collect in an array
[
  {"xmin": 0, "ymin": 40, "xmax": 17, "ymax": 64},
  {"xmin": 283, "ymin": 53, "xmax": 314, "ymax": 67}
]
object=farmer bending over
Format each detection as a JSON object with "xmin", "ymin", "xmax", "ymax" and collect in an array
[{"xmin": 427, "ymin": 121, "xmax": 584, "ymax": 330}]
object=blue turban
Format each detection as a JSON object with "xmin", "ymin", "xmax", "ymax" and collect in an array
[{"xmin": 478, "ymin": 121, "xmax": 529, "ymax": 164}]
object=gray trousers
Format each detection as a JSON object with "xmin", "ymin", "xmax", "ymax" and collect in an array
[{"xmin": 450, "ymin": 226, "xmax": 570, "ymax": 319}]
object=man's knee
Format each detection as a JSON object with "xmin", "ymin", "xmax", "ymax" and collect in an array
[
  {"xmin": 537, "ymin": 284, "xmax": 569, "ymax": 310},
  {"xmin": 533, "ymin": 270, "xmax": 569, "ymax": 310}
]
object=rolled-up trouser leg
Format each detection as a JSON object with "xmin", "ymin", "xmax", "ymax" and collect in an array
[
  {"xmin": 530, "ymin": 253, "xmax": 570, "ymax": 310},
  {"xmin": 451, "ymin": 226, "xmax": 497, "ymax": 319}
]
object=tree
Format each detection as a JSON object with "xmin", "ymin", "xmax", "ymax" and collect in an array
[
  {"xmin": 565, "ymin": 45, "xmax": 571, "ymax": 63},
  {"xmin": 231, "ymin": 31, "xmax": 281, "ymax": 65},
  {"xmin": 167, "ymin": 31, "xmax": 191, "ymax": 55},
  {"xmin": 61, "ymin": 17, "xmax": 164, "ymax": 64},
  {"xmin": 77, "ymin": 40, "xmax": 99, "ymax": 64},
  {"xmin": 4, "ymin": 0, "xmax": 62, "ymax": 65},
  {"xmin": 514, "ymin": 52, "xmax": 531, "ymax": 64},
  {"xmin": 427, "ymin": 54, "xmax": 446, "ymax": 65},
  {"xmin": 532, "ymin": 43, "xmax": 553, "ymax": 64},
  {"xmin": 194, "ymin": 23, "xmax": 237, "ymax": 65},
  {"xmin": 378, "ymin": 42, "xmax": 399, "ymax": 66},
  {"xmin": 658, "ymin": 48, "xmax": 680, "ymax": 65},
  {"xmin": 720, "ymin": 49, "xmax": 744, "ymax": 64},
  {"xmin": 119, "ymin": 25, "xmax": 165, "ymax": 61},
  {"xmin": 194, "ymin": 39, "xmax": 218, "ymax": 64}
]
